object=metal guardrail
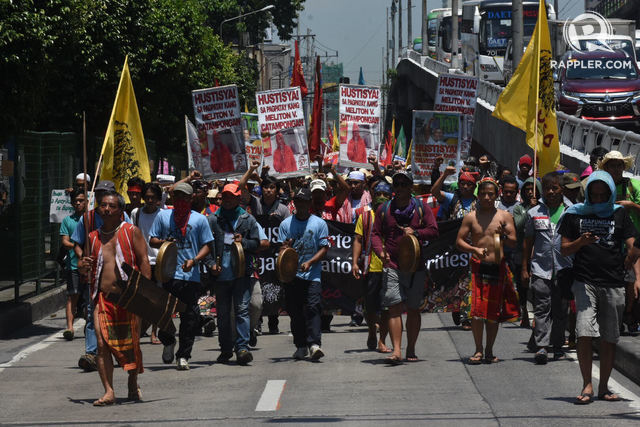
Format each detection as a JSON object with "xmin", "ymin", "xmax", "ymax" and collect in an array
[{"xmin": 410, "ymin": 50, "xmax": 640, "ymax": 175}]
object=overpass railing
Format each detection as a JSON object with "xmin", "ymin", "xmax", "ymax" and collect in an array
[{"xmin": 411, "ymin": 51, "xmax": 640, "ymax": 176}]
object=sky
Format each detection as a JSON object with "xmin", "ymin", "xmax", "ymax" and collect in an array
[{"xmin": 277, "ymin": 0, "xmax": 586, "ymax": 86}]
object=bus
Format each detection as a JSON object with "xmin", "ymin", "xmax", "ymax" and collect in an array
[
  {"xmin": 427, "ymin": 8, "xmax": 449, "ymax": 59},
  {"xmin": 436, "ymin": 8, "xmax": 462, "ymax": 64},
  {"xmin": 461, "ymin": 0, "xmax": 556, "ymax": 83}
]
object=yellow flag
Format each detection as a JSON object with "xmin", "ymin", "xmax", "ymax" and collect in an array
[
  {"xmin": 492, "ymin": 1, "xmax": 559, "ymax": 175},
  {"xmin": 99, "ymin": 56, "xmax": 151, "ymax": 199},
  {"xmin": 244, "ymin": 101, "xmax": 249, "ymax": 113},
  {"xmin": 332, "ymin": 123, "xmax": 339, "ymax": 152}
]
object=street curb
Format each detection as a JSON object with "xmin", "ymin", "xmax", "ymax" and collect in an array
[{"xmin": 0, "ymin": 286, "xmax": 66, "ymax": 338}]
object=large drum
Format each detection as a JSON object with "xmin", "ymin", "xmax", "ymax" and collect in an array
[
  {"xmin": 276, "ymin": 247, "xmax": 299, "ymax": 283},
  {"xmin": 155, "ymin": 241, "xmax": 177, "ymax": 283},
  {"xmin": 398, "ymin": 234, "xmax": 421, "ymax": 273},
  {"xmin": 231, "ymin": 241, "xmax": 245, "ymax": 278}
]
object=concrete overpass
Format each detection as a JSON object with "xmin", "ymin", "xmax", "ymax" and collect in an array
[{"xmin": 387, "ymin": 51, "xmax": 640, "ymax": 179}]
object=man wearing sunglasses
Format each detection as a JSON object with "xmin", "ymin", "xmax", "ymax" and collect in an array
[{"xmin": 371, "ymin": 171, "xmax": 439, "ymax": 364}]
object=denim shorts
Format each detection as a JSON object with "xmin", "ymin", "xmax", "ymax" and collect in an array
[
  {"xmin": 66, "ymin": 269, "xmax": 86, "ymax": 295},
  {"xmin": 381, "ymin": 268, "xmax": 427, "ymax": 310},
  {"xmin": 572, "ymin": 281, "xmax": 624, "ymax": 343}
]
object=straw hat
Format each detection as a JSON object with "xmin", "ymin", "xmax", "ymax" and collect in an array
[{"xmin": 597, "ymin": 150, "xmax": 635, "ymax": 170}]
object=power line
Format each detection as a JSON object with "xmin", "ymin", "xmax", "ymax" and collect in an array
[{"xmin": 344, "ymin": 16, "xmax": 386, "ymax": 68}]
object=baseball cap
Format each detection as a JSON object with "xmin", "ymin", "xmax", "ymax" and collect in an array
[
  {"xmin": 222, "ymin": 183, "xmax": 241, "ymax": 196},
  {"xmin": 392, "ymin": 170, "xmax": 413, "ymax": 184},
  {"xmin": 562, "ymin": 173, "xmax": 582, "ymax": 189},
  {"xmin": 310, "ymin": 179, "xmax": 327, "ymax": 193},
  {"xmin": 94, "ymin": 180, "xmax": 115, "ymax": 192},
  {"xmin": 347, "ymin": 171, "xmax": 366, "ymax": 182},
  {"xmin": 174, "ymin": 182, "xmax": 194, "ymax": 195},
  {"xmin": 519, "ymin": 155, "xmax": 533, "ymax": 167},
  {"xmin": 293, "ymin": 187, "xmax": 312, "ymax": 201}
]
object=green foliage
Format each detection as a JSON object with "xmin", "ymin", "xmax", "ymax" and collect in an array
[{"xmin": 0, "ymin": 0, "xmax": 305, "ymax": 160}]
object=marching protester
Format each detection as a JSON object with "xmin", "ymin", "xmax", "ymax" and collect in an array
[
  {"xmin": 72, "ymin": 180, "xmax": 132, "ymax": 372},
  {"xmin": 432, "ymin": 166, "xmax": 477, "ymax": 220},
  {"xmin": 516, "ymin": 155, "xmax": 533, "ymax": 188},
  {"xmin": 149, "ymin": 182, "xmax": 213, "ymax": 371},
  {"xmin": 125, "ymin": 176, "xmax": 145, "ymax": 215},
  {"xmin": 559, "ymin": 171, "xmax": 640, "ymax": 404},
  {"xmin": 455, "ymin": 177, "xmax": 518, "ymax": 364},
  {"xmin": 371, "ymin": 170, "xmax": 439, "ymax": 364},
  {"xmin": 353, "ymin": 181, "xmax": 393, "ymax": 353},
  {"xmin": 278, "ymin": 187, "xmax": 330, "ymax": 360},
  {"xmin": 207, "ymin": 182, "xmax": 262, "ymax": 365},
  {"xmin": 513, "ymin": 177, "xmax": 542, "ymax": 329},
  {"xmin": 78, "ymin": 191, "xmax": 150, "ymax": 406},
  {"xmin": 59, "ymin": 187, "xmax": 88, "ymax": 341},
  {"xmin": 131, "ymin": 182, "xmax": 163, "ymax": 344},
  {"xmin": 522, "ymin": 172, "xmax": 573, "ymax": 364}
]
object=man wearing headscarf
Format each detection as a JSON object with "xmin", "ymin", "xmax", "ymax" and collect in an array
[
  {"xmin": 347, "ymin": 123, "xmax": 367, "ymax": 163},
  {"xmin": 516, "ymin": 155, "xmax": 533, "ymax": 189},
  {"xmin": 432, "ymin": 166, "xmax": 478, "ymax": 220},
  {"xmin": 559, "ymin": 171, "xmax": 640, "ymax": 404}
]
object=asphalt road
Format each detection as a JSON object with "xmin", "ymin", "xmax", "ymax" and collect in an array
[{"xmin": 1, "ymin": 311, "xmax": 640, "ymax": 426}]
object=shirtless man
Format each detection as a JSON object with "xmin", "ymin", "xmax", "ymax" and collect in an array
[
  {"xmin": 80, "ymin": 192, "xmax": 151, "ymax": 406},
  {"xmin": 456, "ymin": 177, "xmax": 518, "ymax": 364}
]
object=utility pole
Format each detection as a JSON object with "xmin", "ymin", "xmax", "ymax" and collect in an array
[
  {"xmin": 554, "ymin": 0, "xmax": 559, "ymax": 19},
  {"xmin": 407, "ymin": 0, "xmax": 412, "ymax": 46},
  {"xmin": 421, "ymin": 0, "xmax": 427, "ymax": 56},
  {"xmin": 398, "ymin": 0, "xmax": 403, "ymax": 53},
  {"xmin": 512, "ymin": 0, "xmax": 523, "ymax": 72},
  {"xmin": 386, "ymin": 7, "xmax": 390, "ymax": 71},
  {"xmin": 451, "ymin": 0, "xmax": 459, "ymax": 68},
  {"xmin": 391, "ymin": 1, "xmax": 396, "ymax": 65}
]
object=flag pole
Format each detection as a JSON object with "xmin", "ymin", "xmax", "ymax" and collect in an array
[
  {"xmin": 82, "ymin": 111, "xmax": 90, "ymax": 256},
  {"xmin": 532, "ymin": 1, "xmax": 544, "ymax": 199}
]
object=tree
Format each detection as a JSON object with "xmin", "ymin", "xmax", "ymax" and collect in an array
[{"xmin": 0, "ymin": 0, "xmax": 305, "ymax": 166}]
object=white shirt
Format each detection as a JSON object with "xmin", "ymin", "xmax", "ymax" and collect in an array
[{"xmin": 132, "ymin": 207, "xmax": 162, "ymax": 265}]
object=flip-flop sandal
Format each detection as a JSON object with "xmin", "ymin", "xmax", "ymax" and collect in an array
[
  {"xmin": 574, "ymin": 392, "xmax": 594, "ymax": 405},
  {"xmin": 598, "ymin": 391, "xmax": 621, "ymax": 402},
  {"xmin": 405, "ymin": 355, "xmax": 419, "ymax": 362},
  {"xmin": 93, "ymin": 398, "xmax": 116, "ymax": 407},
  {"xmin": 385, "ymin": 355, "xmax": 403, "ymax": 365},
  {"xmin": 151, "ymin": 337, "xmax": 161, "ymax": 345},
  {"xmin": 468, "ymin": 352, "xmax": 483, "ymax": 365},
  {"xmin": 484, "ymin": 354, "xmax": 500, "ymax": 364}
]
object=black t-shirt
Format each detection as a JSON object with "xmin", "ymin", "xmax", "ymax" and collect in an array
[{"xmin": 558, "ymin": 209, "xmax": 636, "ymax": 287}]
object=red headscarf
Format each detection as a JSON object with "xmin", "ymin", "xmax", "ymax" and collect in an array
[{"xmin": 459, "ymin": 171, "xmax": 478, "ymax": 184}]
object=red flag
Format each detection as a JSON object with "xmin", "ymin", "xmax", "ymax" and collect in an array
[
  {"xmin": 308, "ymin": 56, "xmax": 322, "ymax": 159},
  {"xmin": 380, "ymin": 130, "xmax": 394, "ymax": 167},
  {"xmin": 291, "ymin": 40, "xmax": 308, "ymax": 97}
]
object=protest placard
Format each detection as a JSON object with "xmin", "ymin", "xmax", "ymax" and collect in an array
[
  {"xmin": 338, "ymin": 85, "xmax": 381, "ymax": 168},
  {"xmin": 49, "ymin": 189, "xmax": 73, "ymax": 223},
  {"xmin": 434, "ymin": 73, "xmax": 478, "ymax": 161},
  {"xmin": 411, "ymin": 111, "xmax": 461, "ymax": 184},
  {"xmin": 242, "ymin": 113, "xmax": 263, "ymax": 170},
  {"xmin": 256, "ymin": 87, "xmax": 310, "ymax": 178},
  {"xmin": 191, "ymin": 84, "xmax": 247, "ymax": 179}
]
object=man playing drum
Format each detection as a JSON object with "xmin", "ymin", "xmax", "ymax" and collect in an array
[
  {"xmin": 278, "ymin": 187, "xmax": 330, "ymax": 360},
  {"xmin": 455, "ymin": 177, "xmax": 519, "ymax": 365},
  {"xmin": 79, "ymin": 191, "xmax": 151, "ymax": 406},
  {"xmin": 149, "ymin": 182, "xmax": 213, "ymax": 371},
  {"xmin": 371, "ymin": 171, "xmax": 439, "ymax": 365}
]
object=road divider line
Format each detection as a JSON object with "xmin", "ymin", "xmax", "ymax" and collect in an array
[
  {"xmin": 255, "ymin": 380, "xmax": 286, "ymax": 411},
  {"xmin": 0, "ymin": 319, "xmax": 84, "ymax": 374}
]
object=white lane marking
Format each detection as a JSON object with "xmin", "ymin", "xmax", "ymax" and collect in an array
[
  {"xmin": 565, "ymin": 351, "xmax": 640, "ymax": 410},
  {"xmin": 255, "ymin": 380, "xmax": 286, "ymax": 411},
  {"xmin": 0, "ymin": 319, "xmax": 84, "ymax": 374}
]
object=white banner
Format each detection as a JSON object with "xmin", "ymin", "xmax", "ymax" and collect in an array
[
  {"xmin": 256, "ymin": 87, "xmax": 310, "ymax": 178},
  {"xmin": 338, "ymin": 85, "xmax": 381, "ymax": 168},
  {"xmin": 191, "ymin": 85, "xmax": 247, "ymax": 179}
]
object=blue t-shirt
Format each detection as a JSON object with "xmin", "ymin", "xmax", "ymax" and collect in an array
[
  {"xmin": 71, "ymin": 211, "xmax": 132, "ymax": 246},
  {"xmin": 149, "ymin": 210, "xmax": 214, "ymax": 282},
  {"xmin": 278, "ymin": 214, "xmax": 329, "ymax": 282},
  {"xmin": 60, "ymin": 213, "xmax": 82, "ymax": 270},
  {"xmin": 437, "ymin": 191, "xmax": 474, "ymax": 219}
]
